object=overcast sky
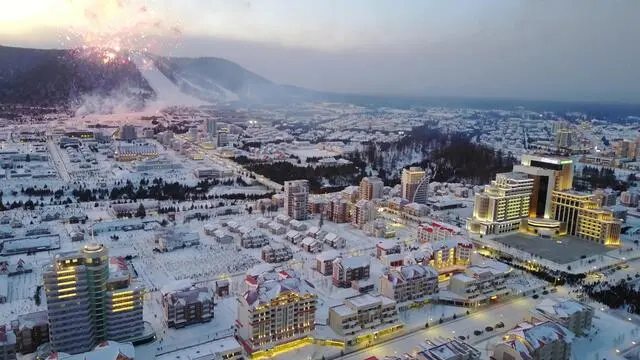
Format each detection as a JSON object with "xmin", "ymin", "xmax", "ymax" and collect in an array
[{"xmin": 1, "ymin": 0, "xmax": 639, "ymax": 102}]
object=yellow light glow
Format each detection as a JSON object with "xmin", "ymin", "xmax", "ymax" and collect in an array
[
  {"xmin": 57, "ymin": 280, "xmax": 77, "ymax": 286},
  {"xmin": 58, "ymin": 287, "xmax": 76, "ymax": 293},
  {"xmin": 58, "ymin": 293, "xmax": 77, "ymax": 299},
  {"xmin": 57, "ymin": 275, "xmax": 76, "ymax": 281},
  {"xmin": 112, "ymin": 306, "xmax": 135, "ymax": 312}
]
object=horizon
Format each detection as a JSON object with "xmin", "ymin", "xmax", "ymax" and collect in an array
[{"xmin": 1, "ymin": 1, "xmax": 640, "ymax": 104}]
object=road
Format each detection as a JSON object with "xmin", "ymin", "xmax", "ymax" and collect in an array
[
  {"xmin": 204, "ymin": 151, "xmax": 283, "ymax": 191},
  {"xmin": 47, "ymin": 138, "xmax": 71, "ymax": 181}
]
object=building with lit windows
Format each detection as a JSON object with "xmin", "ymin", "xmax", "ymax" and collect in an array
[
  {"xmin": 379, "ymin": 264, "xmax": 439, "ymax": 303},
  {"xmin": 328, "ymin": 294, "xmax": 399, "ymax": 342},
  {"xmin": 236, "ymin": 278, "xmax": 316, "ymax": 354},
  {"xmin": 417, "ymin": 221, "xmax": 462, "ymax": 243},
  {"xmin": 359, "ymin": 177, "xmax": 384, "ymax": 201},
  {"xmin": 284, "ymin": 180, "xmax": 309, "ymax": 221},
  {"xmin": 409, "ymin": 237, "xmax": 473, "ymax": 275},
  {"xmin": 550, "ymin": 191, "xmax": 621, "ymax": 245},
  {"xmin": 161, "ymin": 282, "xmax": 214, "ymax": 329},
  {"xmin": 466, "ymin": 172, "xmax": 534, "ymax": 235},
  {"xmin": 512, "ymin": 154, "xmax": 574, "ymax": 219},
  {"xmin": 401, "ymin": 167, "xmax": 429, "ymax": 204},
  {"xmin": 43, "ymin": 244, "xmax": 144, "ymax": 354},
  {"xmin": 448, "ymin": 260, "xmax": 511, "ymax": 305}
]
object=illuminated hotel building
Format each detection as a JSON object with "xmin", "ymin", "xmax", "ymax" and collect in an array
[
  {"xmin": 236, "ymin": 278, "xmax": 317, "ymax": 354},
  {"xmin": 401, "ymin": 167, "xmax": 429, "ymax": 204},
  {"xmin": 551, "ymin": 191, "xmax": 621, "ymax": 245},
  {"xmin": 43, "ymin": 244, "xmax": 144, "ymax": 354},
  {"xmin": 512, "ymin": 154, "xmax": 573, "ymax": 219},
  {"xmin": 466, "ymin": 172, "xmax": 534, "ymax": 235}
]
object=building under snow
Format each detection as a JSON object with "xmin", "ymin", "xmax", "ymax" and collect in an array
[
  {"xmin": 531, "ymin": 297, "xmax": 593, "ymax": 336},
  {"xmin": 162, "ymin": 281, "xmax": 215, "ymax": 329},
  {"xmin": 492, "ymin": 320, "xmax": 574, "ymax": 360}
]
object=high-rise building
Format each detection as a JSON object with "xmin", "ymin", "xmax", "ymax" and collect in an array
[
  {"xmin": 614, "ymin": 139, "xmax": 638, "ymax": 159},
  {"xmin": 43, "ymin": 244, "xmax": 144, "ymax": 354},
  {"xmin": 492, "ymin": 321, "xmax": 574, "ymax": 360},
  {"xmin": 216, "ymin": 129, "xmax": 229, "ymax": 147},
  {"xmin": 555, "ymin": 129, "xmax": 573, "ymax": 149},
  {"xmin": 352, "ymin": 200, "xmax": 377, "ymax": 229},
  {"xmin": 401, "ymin": 167, "xmax": 429, "ymax": 204},
  {"xmin": 359, "ymin": 177, "xmax": 384, "ymax": 201},
  {"xmin": 466, "ymin": 172, "xmax": 534, "ymax": 235},
  {"xmin": 206, "ymin": 118, "xmax": 217, "ymax": 136},
  {"xmin": 119, "ymin": 125, "xmax": 137, "ymax": 142},
  {"xmin": 513, "ymin": 154, "xmax": 573, "ymax": 219},
  {"xmin": 284, "ymin": 180, "xmax": 309, "ymax": 220},
  {"xmin": 550, "ymin": 191, "xmax": 621, "ymax": 245},
  {"xmin": 236, "ymin": 278, "xmax": 316, "ymax": 354}
]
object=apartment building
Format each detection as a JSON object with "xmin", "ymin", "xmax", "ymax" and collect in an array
[
  {"xmin": 492, "ymin": 321, "xmax": 574, "ymax": 360},
  {"xmin": 316, "ymin": 250, "xmax": 340, "ymax": 276},
  {"xmin": 449, "ymin": 260, "xmax": 511, "ymax": 305},
  {"xmin": 11, "ymin": 310, "xmax": 49, "ymax": 354},
  {"xmin": 323, "ymin": 232, "xmax": 346, "ymax": 249},
  {"xmin": 621, "ymin": 191, "xmax": 640, "ymax": 207},
  {"xmin": 332, "ymin": 256, "xmax": 371, "ymax": 288},
  {"xmin": 236, "ymin": 278, "xmax": 317, "ymax": 353},
  {"xmin": 326, "ymin": 198, "xmax": 350, "ymax": 223},
  {"xmin": 415, "ymin": 338, "xmax": 482, "ymax": 360},
  {"xmin": 352, "ymin": 200, "xmax": 377, "ymax": 229},
  {"xmin": 162, "ymin": 283, "xmax": 215, "ymax": 328},
  {"xmin": 417, "ymin": 221, "xmax": 461, "ymax": 243},
  {"xmin": 261, "ymin": 244, "xmax": 293, "ymax": 263},
  {"xmin": 0, "ymin": 325, "xmax": 16, "ymax": 360},
  {"xmin": 401, "ymin": 167, "xmax": 428, "ymax": 204},
  {"xmin": 379, "ymin": 265, "xmax": 439, "ymax": 303},
  {"xmin": 43, "ymin": 244, "xmax": 144, "ymax": 354},
  {"xmin": 531, "ymin": 297, "xmax": 593, "ymax": 336},
  {"xmin": 328, "ymin": 294, "xmax": 399, "ymax": 341},
  {"xmin": 359, "ymin": 177, "xmax": 384, "ymax": 201},
  {"xmin": 376, "ymin": 240, "xmax": 401, "ymax": 259},
  {"xmin": 284, "ymin": 180, "xmax": 309, "ymax": 220}
]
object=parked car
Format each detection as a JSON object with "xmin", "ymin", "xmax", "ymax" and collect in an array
[
  {"xmin": 474, "ymin": 330, "xmax": 483, "ymax": 336},
  {"xmin": 485, "ymin": 326, "xmax": 494, "ymax": 332},
  {"xmin": 495, "ymin": 321, "xmax": 505, "ymax": 328},
  {"xmin": 532, "ymin": 294, "xmax": 539, "ymax": 299}
]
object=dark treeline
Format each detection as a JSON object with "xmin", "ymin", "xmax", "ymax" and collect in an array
[
  {"xmin": 585, "ymin": 279, "xmax": 640, "ymax": 314},
  {"xmin": 573, "ymin": 165, "xmax": 629, "ymax": 191},
  {"xmin": 247, "ymin": 162, "xmax": 362, "ymax": 192}
]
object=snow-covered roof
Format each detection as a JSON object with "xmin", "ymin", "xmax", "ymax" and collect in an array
[
  {"xmin": 377, "ymin": 239, "xmax": 399, "ymax": 250},
  {"xmin": 316, "ymin": 249, "xmax": 340, "ymax": 261},
  {"xmin": 17, "ymin": 310, "xmax": 48, "ymax": 330},
  {"xmin": 502, "ymin": 321, "xmax": 575, "ymax": 359},
  {"xmin": 334, "ymin": 255, "xmax": 370, "ymax": 270},
  {"xmin": 535, "ymin": 297, "xmax": 591, "ymax": 319},
  {"xmin": 301, "ymin": 237, "xmax": 318, "ymax": 246},
  {"xmin": 160, "ymin": 280, "xmax": 193, "ymax": 296},
  {"xmin": 242, "ymin": 278, "xmax": 312, "ymax": 307},
  {"xmin": 51, "ymin": 341, "xmax": 135, "ymax": 360},
  {"xmin": 165, "ymin": 285, "xmax": 213, "ymax": 307}
]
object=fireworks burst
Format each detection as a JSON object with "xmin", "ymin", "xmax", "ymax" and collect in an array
[{"xmin": 59, "ymin": 0, "xmax": 183, "ymax": 65}]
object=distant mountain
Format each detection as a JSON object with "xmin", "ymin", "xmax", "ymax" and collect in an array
[
  {"xmin": 0, "ymin": 45, "xmax": 320, "ymax": 113},
  {"xmin": 151, "ymin": 55, "xmax": 319, "ymax": 103},
  {"xmin": 0, "ymin": 45, "xmax": 154, "ymax": 110}
]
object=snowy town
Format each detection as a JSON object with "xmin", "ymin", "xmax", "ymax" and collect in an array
[{"xmin": 0, "ymin": 101, "xmax": 640, "ymax": 360}]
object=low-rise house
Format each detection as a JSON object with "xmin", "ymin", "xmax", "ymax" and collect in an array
[
  {"xmin": 240, "ymin": 234, "xmax": 269, "ymax": 249},
  {"xmin": 415, "ymin": 338, "xmax": 482, "ymax": 360},
  {"xmin": 212, "ymin": 229, "xmax": 234, "ymax": 244},
  {"xmin": 323, "ymin": 232, "xmax": 346, "ymax": 249},
  {"xmin": 300, "ymin": 237, "xmax": 322, "ymax": 253},
  {"xmin": 268, "ymin": 221, "xmax": 286, "ymax": 235},
  {"xmin": 157, "ymin": 230, "xmax": 200, "ymax": 252},
  {"xmin": 11, "ymin": 310, "xmax": 49, "ymax": 354},
  {"xmin": 289, "ymin": 219, "xmax": 307, "ymax": 231},
  {"xmin": 285, "ymin": 230, "xmax": 304, "ymax": 244},
  {"xmin": 276, "ymin": 214, "xmax": 291, "ymax": 225},
  {"xmin": 448, "ymin": 260, "xmax": 511, "ymax": 305},
  {"xmin": 261, "ymin": 244, "xmax": 293, "ymax": 263},
  {"xmin": 376, "ymin": 240, "xmax": 401, "ymax": 259}
]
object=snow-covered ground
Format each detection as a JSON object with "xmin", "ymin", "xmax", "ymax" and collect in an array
[{"xmin": 132, "ymin": 55, "xmax": 208, "ymax": 109}]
